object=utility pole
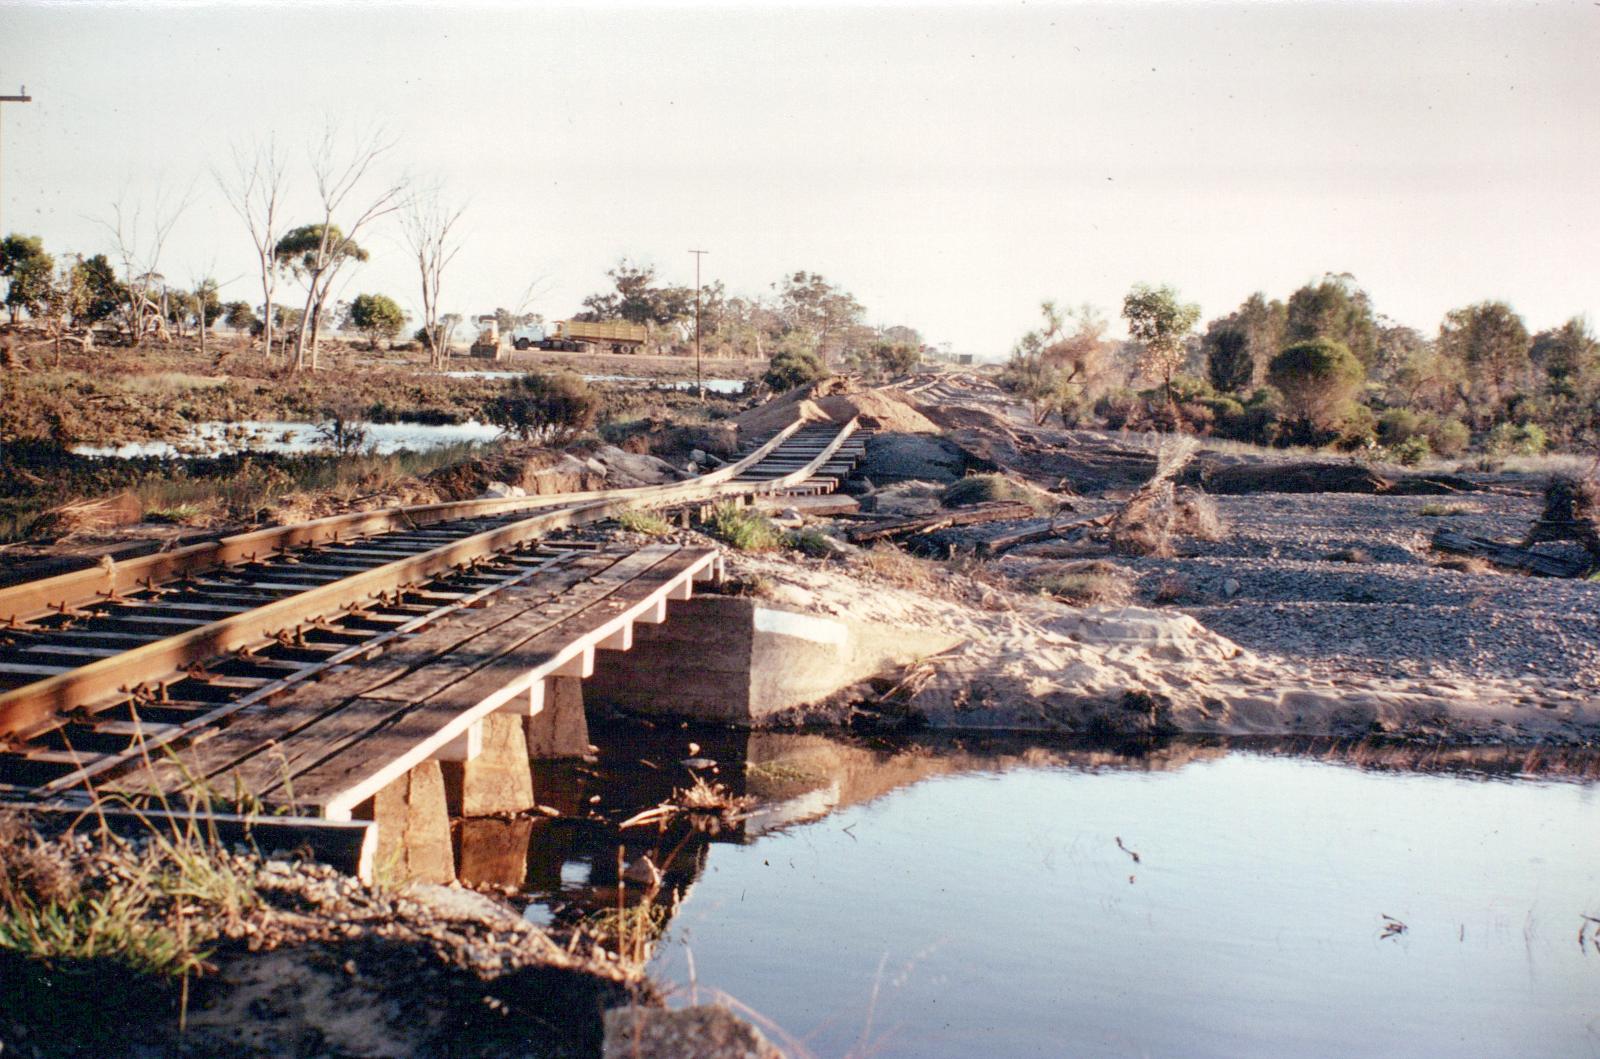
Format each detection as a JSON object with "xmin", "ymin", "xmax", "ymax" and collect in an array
[
  {"xmin": 0, "ymin": 83, "xmax": 32, "ymax": 238},
  {"xmin": 689, "ymin": 248, "xmax": 708, "ymax": 399}
]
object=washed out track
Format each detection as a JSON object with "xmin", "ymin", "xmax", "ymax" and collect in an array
[{"xmin": 0, "ymin": 417, "xmax": 864, "ymax": 810}]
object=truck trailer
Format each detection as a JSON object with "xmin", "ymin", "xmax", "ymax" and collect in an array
[{"xmin": 510, "ymin": 320, "xmax": 648, "ymax": 354}]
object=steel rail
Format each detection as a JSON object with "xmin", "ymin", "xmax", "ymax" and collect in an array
[
  {"xmin": 0, "ymin": 418, "xmax": 813, "ymax": 627},
  {"xmin": 26, "ymin": 549, "xmax": 584, "ymax": 802},
  {"xmin": 0, "ymin": 418, "xmax": 855, "ymax": 742}
]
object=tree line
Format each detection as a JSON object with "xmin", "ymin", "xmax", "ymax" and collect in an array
[
  {"xmin": 1005, "ymin": 273, "xmax": 1599, "ymax": 459},
  {"xmin": 571, "ymin": 259, "xmax": 924, "ymax": 382},
  {"xmin": 0, "ymin": 125, "xmax": 928, "ymax": 378}
]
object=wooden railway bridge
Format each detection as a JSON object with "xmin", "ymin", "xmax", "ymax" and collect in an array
[{"xmin": 0, "ymin": 419, "xmax": 867, "ymax": 879}]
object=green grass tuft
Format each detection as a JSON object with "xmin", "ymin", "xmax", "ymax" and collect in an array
[
  {"xmin": 617, "ymin": 509, "xmax": 673, "ymax": 536},
  {"xmin": 706, "ymin": 503, "xmax": 782, "ymax": 551},
  {"xmin": 784, "ymin": 527, "xmax": 838, "ymax": 558}
]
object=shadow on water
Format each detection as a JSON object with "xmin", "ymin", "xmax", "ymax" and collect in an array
[{"xmin": 451, "ymin": 722, "xmax": 1600, "ymax": 922}]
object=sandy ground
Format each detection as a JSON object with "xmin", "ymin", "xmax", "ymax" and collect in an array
[{"xmin": 725, "ymin": 542, "xmax": 1596, "ymax": 745}]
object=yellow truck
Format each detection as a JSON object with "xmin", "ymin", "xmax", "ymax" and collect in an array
[{"xmin": 510, "ymin": 320, "xmax": 649, "ymax": 354}]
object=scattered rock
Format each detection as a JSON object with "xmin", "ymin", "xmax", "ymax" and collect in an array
[{"xmin": 603, "ymin": 1005, "xmax": 784, "ymax": 1059}]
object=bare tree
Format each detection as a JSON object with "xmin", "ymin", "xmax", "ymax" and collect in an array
[
  {"xmin": 216, "ymin": 138, "xmax": 289, "ymax": 362},
  {"xmin": 401, "ymin": 185, "xmax": 465, "ymax": 368},
  {"xmin": 285, "ymin": 125, "xmax": 406, "ymax": 371},
  {"xmin": 98, "ymin": 185, "xmax": 193, "ymax": 346}
]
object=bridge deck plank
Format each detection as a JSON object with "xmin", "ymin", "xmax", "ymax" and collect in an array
[
  {"xmin": 204, "ymin": 547, "xmax": 686, "ymax": 799},
  {"xmin": 101, "ymin": 547, "xmax": 676, "ymax": 800},
  {"xmin": 98, "ymin": 552, "xmax": 610, "ymax": 798},
  {"xmin": 269, "ymin": 547, "xmax": 716, "ymax": 816}
]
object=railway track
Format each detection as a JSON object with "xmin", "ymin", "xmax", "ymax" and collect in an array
[{"xmin": 0, "ymin": 417, "xmax": 865, "ymax": 807}]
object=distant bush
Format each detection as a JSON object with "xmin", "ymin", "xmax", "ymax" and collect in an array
[
  {"xmin": 1390, "ymin": 434, "xmax": 1431, "ymax": 466},
  {"xmin": 1427, "ymin": 417, "xmax": 1470, "ymax": 457},
  {"xmin": 348, "ymin": 292, "xmax": 407, "ymax": 350},
  {"xmin": 1378, "ymin": 408, "xmax": 1423, "ymax": 446},
  {"xmin": 763, "ymin": 348, "xmax": 829, "ymax": 392},
  {"xmin": 1486, "ymin": 422, "xmax": 1548, "ymax": 456},
  {"xmin": 1379, "ymin": 410, "xmax": 1469, "ymax": 458},
  {"xmin": 1094, "ymin": 389, "xmax": 1143, "ymax": 430},
  {"xmin": 480, "ymin": 372, "xmax": 599, "ymax": 443},
  {"xmin": 1268, "ymin": 338, "xmax": 1366, "ymax": 440}
]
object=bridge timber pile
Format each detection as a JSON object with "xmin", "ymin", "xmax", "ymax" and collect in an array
[{"xmin": 0, "ymin": 418, "xmax": 866, "ymax": 874}]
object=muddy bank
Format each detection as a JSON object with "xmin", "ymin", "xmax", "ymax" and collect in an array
[{"xmin": 0, "ymin": 818, "xmax": 647, "ymax": 1059}]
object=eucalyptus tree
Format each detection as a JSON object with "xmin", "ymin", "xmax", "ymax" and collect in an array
[
  {"xmin": 1122, "ymin": 283, "xmax": 1201, "ymax": 404},
  {"xmin": 217, "ymin": 138, "xmax": 289, "ymax": 361},
  {"xmin": 281, "ymin": 125, "xmax": 406, "ymax": 371},
  {"xmin": 401, "ymin": 186, "xmax": 465, "ymax": 366}
]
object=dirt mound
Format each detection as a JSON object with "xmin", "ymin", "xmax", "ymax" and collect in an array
[
  {"xmin": 425, "ymin": 444, "xmax": 608, "ymax": 500},
  {"xmin": 733, "ymin": 377, "xmax": 940, "ymax": 438},
  {"xmin": 856, "ymin": 433, "xmax": 972, "ymax": 484},
  {"xmin": 1197, "ymin": 461, "xmax": 1391, "ymax": 495}
]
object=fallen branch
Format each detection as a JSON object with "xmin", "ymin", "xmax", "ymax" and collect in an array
[
  {"xmin": 1431, "ymin": 529, "xmax": 1591, "ymax": 578},
  {"xmin": 845, "ymin": 500, "xmax": 1036, "ymax": 544}
]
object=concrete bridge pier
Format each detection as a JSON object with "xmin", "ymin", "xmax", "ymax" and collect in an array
[{"xmin": 524, "ymin": 675, "xmax": 591, "ymax": 759}]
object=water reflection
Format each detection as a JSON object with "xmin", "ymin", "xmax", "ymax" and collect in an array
[
  {"xmin": 448, "ymin": 727, "xmax": 1599, "ymax": 1057},
  {"xmin": 72, "ymin": 419, "xmax": 500, "ymax": 458}
]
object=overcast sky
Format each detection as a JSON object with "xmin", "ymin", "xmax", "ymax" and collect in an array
[{"xmin": 1, "ymin": 1, "xmax": 1596, "ymax": 354}]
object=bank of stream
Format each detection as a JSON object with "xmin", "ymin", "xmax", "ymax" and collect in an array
[{"xmin": 502, "ymin": 723, "xmax": 1600, "ymax": 1057}]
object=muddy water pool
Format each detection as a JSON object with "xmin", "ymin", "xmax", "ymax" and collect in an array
[
  {"xmin": 72, "ymin": 419, "xmax": 502, "ymax": 457},
  {"xmin": 511, "ymin": 730, "xmax": 1598, "ymax": 1058},
  {"xmin": 439, "ymin": 370, "xmax": 748, "ymax": 394}
]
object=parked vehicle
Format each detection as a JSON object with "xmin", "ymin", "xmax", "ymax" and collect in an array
[{"xmin": 510, "ymin": 320, "xmax": 648, "ymax": 354}]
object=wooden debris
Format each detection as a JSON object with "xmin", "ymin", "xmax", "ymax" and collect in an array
[
  {"xmin": 978, "ymin": 512, "xmax": 1111, "ymax": 557},
  {"xmin": 845, "ymin": 500, "xmax": 1036, "ymax": 544},
  {"xmin": 1430, "ymin": 530, "xmax": 1590, "ymax": 578}
]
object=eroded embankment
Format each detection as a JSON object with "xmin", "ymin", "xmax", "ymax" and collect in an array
[
  {"xmin": 723, "ymin": 547, "xmax": 1598, "ymax": 746},
  {"xmin": 0, "ymin": 815, "xmax": 646, "ymax": 1059}
]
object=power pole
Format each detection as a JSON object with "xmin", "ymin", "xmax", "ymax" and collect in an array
[
  {"xmin": 0, "ymin": 84, "xmax": 32, "ymax": 238},
  {"xmin": 689, "ymin": 248, "xmax": 708, "ymax": 399}
]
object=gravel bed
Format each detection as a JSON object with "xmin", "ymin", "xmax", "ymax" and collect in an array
[{"xmin": 1118, "ymin": 492, "xmax": 1600, "ymax": 689}]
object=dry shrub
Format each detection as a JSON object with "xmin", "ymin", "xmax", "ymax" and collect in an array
[
  {"xmin": 1030, "ymin": 559, "xmax": 1132, "ymax": 606},
  {"xmin": 30, "ymin": 492, "xmax": 143, "ymax": 540},
  {"xmin": 706, "ymin": 574, "xmax": 776, "ymax": 599},
  {"xmin": 1106, "ymin": 436, "xmax": 1200, "ymax": 558},
  {"xmin": 1172, "ymin": 487, "xmax": 1227, "ymax": 541},
  {"xmin": 1434, "ymin": 555, "xmax": 1494, "ymax": 575},
  {"xmin": 1325, "ymin": 546, "xmax": 1371, "ymax": 563},
  {"xmin": 0, "ymin": 812, "xmax": 77, "ymax": 908},
  {"xmin": 1151, "ymin": 573, "xmax": 1193, "ymax": 605},
  {"xmin": 855, "ymin": 542, "xmax": 942, "ymax": 592}
]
